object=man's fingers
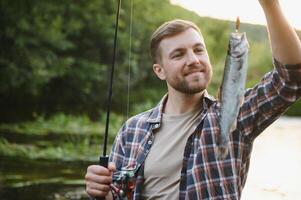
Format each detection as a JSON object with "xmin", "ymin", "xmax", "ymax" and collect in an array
[
  {"xmin": 85, "ymin": 163, "xmax": 116, "ymax": 198},
  {"xmin": 87, "ymin": 165, "xmax": 111, "ymax": 176},
  {"xmin": 108, "ymin": 162, "xmax": 116, "ymax": 172},
  {"xmin": 87, "ymin": 181, "xmax": 111, "ymax": 192},
  {"xmin": 85, "ymin": 172, "xmax": 112, "ymax": 184},
  {"xmin": 86, "ymin": 176, "xmax": 112, "ymax": 198},
  {"xmin": 86, "ymin": 186, "xmax": 110, "ymax": 198}
]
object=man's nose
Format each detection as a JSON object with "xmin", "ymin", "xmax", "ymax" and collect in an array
[{"xmin": 186, "ymin": 52, "xmax": 200, "ymax": 66}]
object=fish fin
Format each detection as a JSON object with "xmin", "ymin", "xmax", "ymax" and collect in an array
[
  {"xmin": 230, "ymin": 120, "xmax": 237, "ymax": 132},
  {"xmin": 239, "ymin": 95, "xmax": 244, "ymax": 107}
]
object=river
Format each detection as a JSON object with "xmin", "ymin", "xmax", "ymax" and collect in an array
[{"xmin": 242, "ymin": 116, "xmax": 301, "ymax": 200}]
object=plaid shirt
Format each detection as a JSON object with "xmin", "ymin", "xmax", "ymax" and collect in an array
[{"xmin": 109, "ymin": 59, "xmax": 301, "ymax": 200}]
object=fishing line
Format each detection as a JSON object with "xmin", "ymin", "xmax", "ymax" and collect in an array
[{"xmin": 126, "ymin": 0, "xmax": 133, "ymax": 119}]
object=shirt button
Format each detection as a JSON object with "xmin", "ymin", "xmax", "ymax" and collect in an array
[{"xmin": 148, "ymin": 140, "xmax": 152, "ymax": 145}]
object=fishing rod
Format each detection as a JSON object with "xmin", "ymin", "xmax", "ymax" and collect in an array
[
  {"xmin": 93, "ymin": 0, "xmax": 122, "ymax": 200},
  {"xmin": 100, "ymin": 0, "xmax": 121, "ymax": 164}
]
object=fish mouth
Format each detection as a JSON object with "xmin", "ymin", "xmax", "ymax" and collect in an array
[{"xmin": 229, "ymin": 32, "xmax": 249, "ymax": 58}]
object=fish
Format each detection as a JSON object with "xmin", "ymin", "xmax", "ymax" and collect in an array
[{"xmin": 216, "ymin": 17, "xmax": 249, "ymax": 160}]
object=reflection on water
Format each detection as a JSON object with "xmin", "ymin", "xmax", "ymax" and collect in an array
[
  {"xmin": 242, "ymin": 117, "xmax": 301, "ymax": 200},
  {"xmin": 0, "ymin": 156, "xmax": 90, "ymax": 200},
  {"xmin": 0, "ymin": 183, "xmax": 86, "ymax": 200}
]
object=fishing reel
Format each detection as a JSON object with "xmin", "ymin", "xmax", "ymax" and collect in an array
[{"xmin": 111, "ymin": 169, "xmax": 136, "ymax": 200}]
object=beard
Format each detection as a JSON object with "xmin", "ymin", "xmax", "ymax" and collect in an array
[{"xmin": 166, "ymin": 73, "xmax": 212, "ymax": 94}]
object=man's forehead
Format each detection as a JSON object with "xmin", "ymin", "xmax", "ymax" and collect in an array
[{"xmin": 159, "ymin": 28, "xmax": 205, "ymax": 53}]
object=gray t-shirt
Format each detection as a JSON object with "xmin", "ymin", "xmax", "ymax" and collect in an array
[{"xmin": 142, "ymin": 108, "xmax": 201, "ymax": 200}]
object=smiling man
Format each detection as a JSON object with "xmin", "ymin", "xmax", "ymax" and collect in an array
[
  {"xmin": 151, "ymin": 23, "xmax": 212, "ymax": 114},
  {"xmin": 85, "ymin": 0, "xmax": 301, "ymax": 199},
  {"xmin": 153, "ymin": 25, "xmax": 212, "ymax": 92}
]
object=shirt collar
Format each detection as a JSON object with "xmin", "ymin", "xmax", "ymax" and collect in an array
[{"xmin": 146, "ymin": 90, "xmax": 216, "ymax": 124}]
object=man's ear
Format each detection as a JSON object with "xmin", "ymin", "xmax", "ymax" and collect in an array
[{"xmin": 153, "ymin": 63, "xmax": 166, "ymax": 80}]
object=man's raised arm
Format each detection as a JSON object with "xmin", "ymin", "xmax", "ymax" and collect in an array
[{"xmin": 259, "ymin": 0, "xmax": 301, "ymax": 64}]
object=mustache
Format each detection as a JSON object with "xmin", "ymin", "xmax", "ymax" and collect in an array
[{"xmin": 184, "ymin": 65, "xmax": 206, "ymax": 75}]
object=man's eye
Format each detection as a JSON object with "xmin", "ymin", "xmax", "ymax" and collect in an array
[
  {"xmin": 172, "ymin": 53, "xmax": 183, "ymax": 58},
  {"xmin": 195, "ymin": 48, "xmax": 204, "ymax": 53}
]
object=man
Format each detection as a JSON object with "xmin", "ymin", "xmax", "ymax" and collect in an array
[{"xmin": 85, "ymin": 0, "xmax": 301, "ymax": 199}]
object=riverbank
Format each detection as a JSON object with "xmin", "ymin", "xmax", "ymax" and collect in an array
[
  {"xmin": 242, "ymin": 116, "xmax": 301, "ymax": 200},
  {"xmin": 1, "ymin": 115, "xmax": 300, "ymax": 199}
]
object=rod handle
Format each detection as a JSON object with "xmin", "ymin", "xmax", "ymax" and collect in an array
[
  {"xmin": 90, "ymin": 156, "xmax": 109, "ymax": 200},
  {"xmin": 99, "ymin": 156, "xmax": 109, "ymax": 168}
]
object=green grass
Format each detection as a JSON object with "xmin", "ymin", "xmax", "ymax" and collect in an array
[
  {"xmin": 0, "ymin": 138, "xmax": 104, "ymax": 161},
  {"xmin": 0, "ymin": 113, "xmax": 124, "ymax": 136},
  {"xmin": 0, "ymin": 113, "xmax": 125, "ymax": 161}
]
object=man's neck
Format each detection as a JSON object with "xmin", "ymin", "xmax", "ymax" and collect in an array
[{"xmin": 164, "ymin": 91, "xmax": 204, "ymax": 115}]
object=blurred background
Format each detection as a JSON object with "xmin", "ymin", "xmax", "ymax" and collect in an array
[{"xmin": 0, "ymin": 0, "xmax": 300, "ymax": 199}]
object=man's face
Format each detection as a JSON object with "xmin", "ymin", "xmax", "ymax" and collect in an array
[{"xmin": 153, "ymin": 28, "xmax": 213, "ymax": 94}]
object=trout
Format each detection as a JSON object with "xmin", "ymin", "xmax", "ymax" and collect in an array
[{"xmin": 217, "ymin": 18, "xmax": 249, "ymax": 160}]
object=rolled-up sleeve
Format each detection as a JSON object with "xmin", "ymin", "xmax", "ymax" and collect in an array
[
  {"xmin": 274, "ymin": 58, "xmax": 301, "ymax": 100},
  {"xmin": 238, "ymin": 58, "xmax": 301, "ymax": 140},
  {"xmin": 275, "ymin": 58, "xmax": 301, "ymax": 82}
]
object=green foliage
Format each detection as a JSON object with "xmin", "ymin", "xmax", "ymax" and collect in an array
[
  {"xmin": 0, "ymin": 138, "xmax": 99, "ymax": 161},
  {"xmin": 246, "ymin": 41, "xmax": 273, "ymax": 88},
  {"xmin": 0, "ymin": 113, "xmax": 125, "ymax": 160},
  {"xmin": 1, "ymin": 0, "xmax": 301, "ymax": 121},
  {"xmin": 0, "ymin": 112, "xmax": 124, "ymax": 136},
  {"xmin": 0, "ymin": 0, "xmax": 116, "ymax": 120},
  {"xmin": 286, "ymin": 99, "xmax": 301, "ymax": 116}
]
